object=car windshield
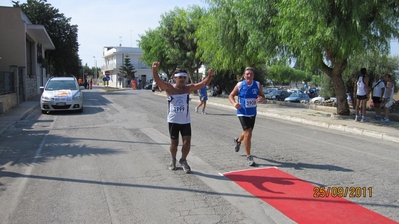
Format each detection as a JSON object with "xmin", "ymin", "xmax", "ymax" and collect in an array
[{"xmin": 45, "ymin": 80, "xmax": 77, "ymax": 90}]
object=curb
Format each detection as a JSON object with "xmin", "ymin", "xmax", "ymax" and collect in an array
[{"xmin": 191, "ymin": 97, "xmax": 399, "ymax": 143}]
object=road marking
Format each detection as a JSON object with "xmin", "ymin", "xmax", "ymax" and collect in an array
[{"xmin": 140, "ymin": 127, "xmax": 295, "ymax": 223}]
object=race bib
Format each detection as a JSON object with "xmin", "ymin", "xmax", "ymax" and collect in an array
[
  {"xmin": 245, "ymin": 98, "xmax": 257, "ymax": 108},
  {"xmin": 172, "ymin": 105, "xmax": 186, "ymax": 113}
]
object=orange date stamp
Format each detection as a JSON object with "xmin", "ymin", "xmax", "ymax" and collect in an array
[{"xmin": 313, "ymin": 186, "xmax": 373, "ymax": 198}]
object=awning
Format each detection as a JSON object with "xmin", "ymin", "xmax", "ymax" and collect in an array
[{"xmin": 26, "ymin": 24, "xmax": 55, "ymax": 50}]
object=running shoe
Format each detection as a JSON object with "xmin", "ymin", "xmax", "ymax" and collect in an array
[
  {"xmin": 373, "ymin": 115, "xmax": 381, "ymax": 121},
  {"xmin": 234, "ymin": 137, "xmax": 241, "ymax": 152},
  {"xmin": 354, "ymin": 116, "xmax": 360, "ymax": 122},
  {"xmin": 195, "ymin": 107, "xmax": 198, "ymax": 113},
  {"xmin": 361, "ymin": 117, "xmax": 369, "ymax": 123},
  {"xmin": 169, "ymin": 159, "xmax": 177, "ymax": 171},
  {"xmin": 179, "ymin": 159, "xmax": 191, "ymax": 173},
  {"xmin": 247, "ymin": 155, "xmax": 255, "ymax": 166},
  {"xmin": 201, "ymin": 111, "xmax": 207, "ymax": 114},
  {"xmin": 381, "ymin": 118, "xmax": 390, "ymax": 123}
]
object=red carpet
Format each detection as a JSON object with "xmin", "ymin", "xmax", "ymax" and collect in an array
[{"xmin": 222, "ymin": 167, "xmax": 397, "ymax": 224}]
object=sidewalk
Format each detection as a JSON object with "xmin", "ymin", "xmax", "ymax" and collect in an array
[
  {"xmin": 0, "ymin": 95, "xmax": 41, "ymax": 136},
  {"xmin": 186, "ymin": 93, "xmax": 399, "ymax": 143},
  {"xmin": 1, "ymin": 91, "xmax": 399, "ymax": 143}
]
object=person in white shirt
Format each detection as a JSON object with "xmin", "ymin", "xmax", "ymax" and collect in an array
[
  {"xmin": 381, "ymin": 74, "xmax": 395, "ymax": 123},
  {"xmin": 353, "ymin": 68, "xmax": 370, "ymax": 122},
  {"xmin": 371, "ymin": 74, "xmax": 385, "ymax": 120}
]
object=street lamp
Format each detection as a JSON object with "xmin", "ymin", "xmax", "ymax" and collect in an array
[
  {"xmin": 130, "ymin": 30, "xmax": 133, "ymax": 47},
  {"xmin": 93, "ymin": 56, "xmax": 97, "ymax": 81}
]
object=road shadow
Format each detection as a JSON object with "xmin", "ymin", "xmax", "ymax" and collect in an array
[{"xmin": 251, "ymin": 156, "xmax": 354, "ymax": 172}]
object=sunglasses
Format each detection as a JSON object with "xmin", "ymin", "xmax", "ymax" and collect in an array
[{"xmin": 176, "ymin": 76, "xmax": 187, "ymax": 79}]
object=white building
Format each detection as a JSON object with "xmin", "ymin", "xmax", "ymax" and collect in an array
[{"xmin": 102, "ymin": 46, "xmax": 152, "ymax": 88}]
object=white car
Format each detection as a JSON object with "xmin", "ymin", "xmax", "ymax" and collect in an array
[
  {"xmin": 40, "ymin": 77, "xmax": 84, "ymax": 114},
  {"xmin": 310, "ymin": 96, "xmax": 325, "ymax": 104}
]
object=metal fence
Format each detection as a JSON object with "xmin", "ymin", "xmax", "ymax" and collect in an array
[{"xmin": 0, "ymin": 71, "xmax": 16, "ymax": 95}]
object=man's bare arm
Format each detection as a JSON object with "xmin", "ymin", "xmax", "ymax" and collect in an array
[
  {"xmin": 189, "ymin": 69, "xmax": 215, "ymax": 92},
  {"xmin": 152, "ymin": 61, "xmax": 172, "ymax": 91}
]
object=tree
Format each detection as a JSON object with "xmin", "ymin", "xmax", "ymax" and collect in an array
[
  {"xmin": 268, "ymin": 65, "xmax": 293, "ymax": 86},
  {"xmin": 119, "ymin": 55, "xmax": 136, "ymax": 80},
  {"xmin": 199, "ymin": 0, "xmax": 280, "ymax": 78},
  {"xmin": 138, "ymin": 28, "xmax": 178, "ymax": 79},
  {"xmin": 13, "ymin": 0, "xmax": 80, "ymax": 76},
  {"xmin": 276, "ymin": 0, "xmax": 399, "ymax": 115},
  {"xmin": 159, "ymin": 6, "xmax": 205, "ymax": 83}
]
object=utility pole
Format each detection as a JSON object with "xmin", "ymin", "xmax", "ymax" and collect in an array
[
  {"xmin": 93, "ymin": 56, "xmax": 97, "ymax": 81},
  {"xmin": 130, "ymin": 30, "xmax": 133, "ymax": 47}
]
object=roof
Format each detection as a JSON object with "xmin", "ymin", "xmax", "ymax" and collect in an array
[{"xmin": 26, "ymin": 24, "xmax": 55, "ymax": 50}]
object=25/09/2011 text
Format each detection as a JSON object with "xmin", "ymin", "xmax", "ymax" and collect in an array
[{"xmin": 313, "ymin": 186, "xmax": 373, "ymax": 198}]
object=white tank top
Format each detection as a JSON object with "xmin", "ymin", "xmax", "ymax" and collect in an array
[
  {"xmin": 167, "ymin": 93, "xmax": 191, "ymax": 124},
  {"xmin": 356, "ymin": 76, "xmax": 367, "ymax": 96},
  {"xmin": 384, "ymin": 82, "xmax": 395, "ymax": 100}
]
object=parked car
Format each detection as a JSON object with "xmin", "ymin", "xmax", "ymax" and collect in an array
[
  {"xmin": 265, "ymin": 89, "xmax": 291, "ymax": 101},
  {"xmin": 263, "ymin": 87, "xmax": 279, "ymax": 95},
  {"xmin": 284, "ymin": 92, "xmax": 310, "ymax": 102},
  {"xmin": 143, "ymin": 83, "xmax": 151, "ymax": 89},
  {"xmin": 288, "ymin": 89, "xmax": 303, "ymax": 94},
  {"xmin": 328, "ymin": 93, "xmax": 352, "ymax": 105},
  {"xmin": 310, "ymin": 96, "xmax": 325, "ymax": 104},
  {"xmin": 151, "ymin": 80, "xmax": 159, "ymax": 92},
  {"xmin": 40, "ymin": 77, "xmax": 84, "ymax": 114},
  {"xmin": 346, "ymin": 93, "xmax": 353, "ymax": 106}
]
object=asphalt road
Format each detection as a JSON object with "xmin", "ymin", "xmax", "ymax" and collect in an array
[{"xmin": 0, "ymin": 89, "xmax": 398, "ymax": 223}]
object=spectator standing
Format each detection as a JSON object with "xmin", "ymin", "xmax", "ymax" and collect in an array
[
  {"xmin": 228, "ymin": 67, "xmax": 265, "ymax": 166},
  {"xmin": 353, "ymin": 68, "xmax": 370, "ymax": 122},
  {"xmin": 371, "ymin": 74, "xmax": 385, "ymax": 120},
  {"xmin": 381, "ymin": 74, "xmax": 395, "ymax": 123},
  {"xmin": 213, "ymin": 85, "xmax": 219, "ymax": 97},
  {"xmin": 84, "ymin": 79, "xmax": 88, "ymax": 89}
]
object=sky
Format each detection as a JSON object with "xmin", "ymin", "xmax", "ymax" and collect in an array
[
  {"xmin": 0, "ymin": 0, "xmax": 207, "ymax": 67},
  {"xmin": 1, "ymin": 0, "xmax": 398, "ymax": 68}
]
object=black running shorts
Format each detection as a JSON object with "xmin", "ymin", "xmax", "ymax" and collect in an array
[
  {"xmin": 168, "ymin": 123, "xmax": 191, "ymax": 139},
  {"xmin": 238, "ymin": 116, "xmax": 256, "ymax": 131}
]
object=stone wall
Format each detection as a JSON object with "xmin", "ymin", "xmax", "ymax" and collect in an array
[
  {"xmin": 26, "ymin": 75, "xmax": 38, "ymax": 99},
  {"xmin": 0, "ymin": 93, "xmax": 18, "ymax": 114}
]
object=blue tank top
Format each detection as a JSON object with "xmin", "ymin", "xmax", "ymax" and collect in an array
[
  {"xmin": 237, "ymin": 80, "xmax": 260, "ymax": 116},
  {"xmin": 199, "ymin": 86, "xmax": 207, "ymax": 96}
]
